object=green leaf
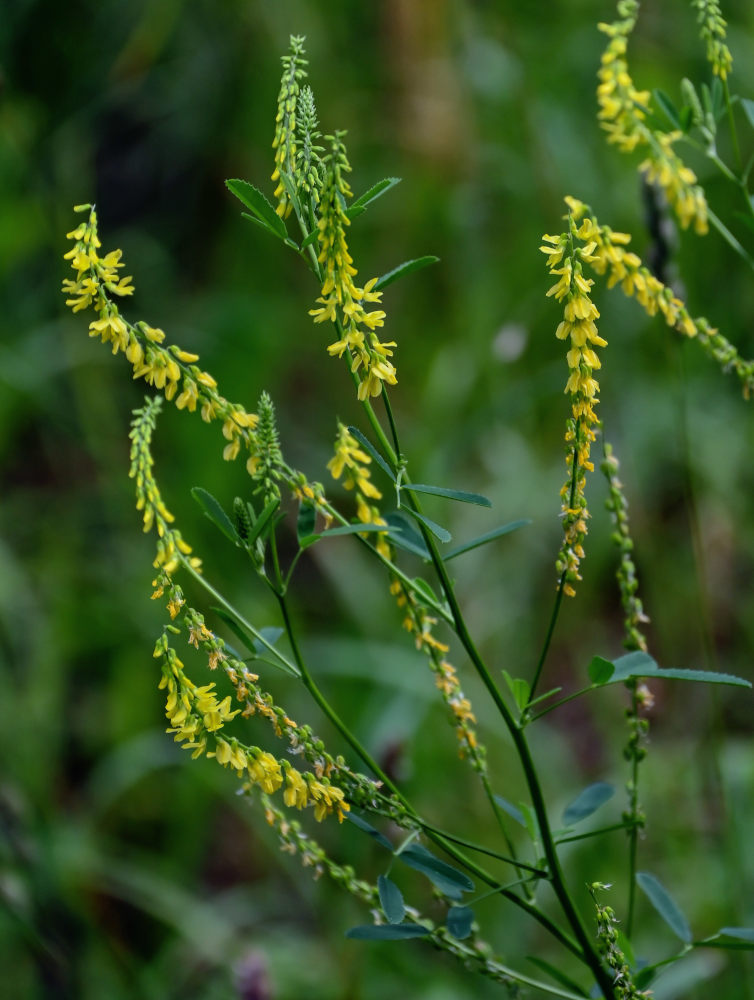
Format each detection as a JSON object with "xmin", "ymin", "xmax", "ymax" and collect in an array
[
  {"xmin": 318, "ymin": 523, "xmax": 391, "ymax": 538},
  {"xmin": 636, "ymin": 871, "xmax": 692, "ymax": 943},
  {"xmin": 253, "ymin": 626, "xmax": 284, "ymax": 655},
  {"xmin": 296, "ymin": 503, "xmax": 316, "ymax": 543},
  {"xmin": 191, "ymin": 487, "xmax": 240, "ymax": 545},
  {"xmin": 345, "ymin": 923, "xmax": 430, "ymax": 940},
  {"xmin": 346, "ymin": 812, "xmax": 393, "ymax": 851},
  {"xmin": 698, "ymin": 927, "xmax": 754, "ymax": 950},
  {"xmin": 741, "ymin": 98, "xmax": 754, "ymax": 131},
  {"xmin": 346, "ymin": 426, "xmax": 396, "ymax": 481},
  {"xmin": 502, "ymin": 670, "xmax": 530, "ymax": 712},
  {"xmin": 299, "ymin": 228, "xmax": 320, "ymax": 251},
  {"xmin": 374, "ymin": 256, "xmax": 439, "ymax": 291},
  {"xmin": 225, "ymin": 179, "xmax": 287, "ymax": 240},
  {"xmin": 384, "ymin": 512, "xmax": 431, "ymax": 559},
  {"xmin": 411, "ymin": 577, "xmax": 440, "ymax": 606},
  {"xmin": 562, "ymin": 782, "xmax": 614, "ymax": 826},
  {"xmin": 402, "ymin": 507, "xmax": 451, "ymax": 543},
  {"xmin": 402, "ymin": 483, "xmax": 491, "ymax": 507},
  {"xmin": 606, "ymin": 651, "xmax": 751, "ymax": 689},
  {"xmin": 277, "ymin": 169, "xmax": 302, "ymax": 218},
  {"xmin": 446, "ymin": 905, "xmax": 474, "ymax": 940},
  {"xmin": 298, "ymin": 522, "xmax": 391, "ymax": 548},
  {"xmin": 517, "ymin": 801, "xmax": 540, "ymax": 845},
  {"xmin": 346, "ymin": 177, "xmax": 401, "ymax": 219},
  {"xmin": 397, "ymin": 844, "xmax": 473, "ymax": 900},
  {"xmin": 526, "ymin": 957, "xmax": 590, "ymax": 997},
  {"xmin": 442, "ymin": 519, "xmax": 530, "ymax": 561},
  {"xmin": 653, "ymin": 89, "xmax": 681, "ymax": 128},
  {"xmin": 678, "ymin": 105, "xmax": 694, "ymax": 132},
  {"xmin": 247, "ymin": 498, "xmax": 282, "ymax": 547},
  {"xmin": 378, "ymin": 875, "xmax": 406, "ymax": 924},
  {"xmin": 588, "ymin": 655, "xmax": 615, "ymax": 685},
  {"xmin": 493, "ymin": 795, "xmax": 527, "ymax": 828}
]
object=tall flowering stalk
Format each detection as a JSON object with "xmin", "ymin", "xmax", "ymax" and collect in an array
[
  {"xmin": 309, "ymin": 133, "xmax": 397, "ymax": 400},
  {"xmin": 58, "ymin": 24, "xmax": 754, "ymax": 1000},
  {"xmin": 541, "ymin": 225, "xmax": 606, "ymax": 596},
  {"xmin": 597, "ymin": 0, "xmax": 709, "ymax": 234}
]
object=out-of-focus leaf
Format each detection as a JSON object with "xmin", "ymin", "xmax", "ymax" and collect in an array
[
  {"xmin": 443, "ymin": 520, "xmax": 530, "ymax": 561},
  {"xmin": 562, "ymin": 782, "xmax": 614, "ymax": 826},
  {"xmin": 346, "ymin": 812, "xmax": 393, "ymax": 851},
  {"xmin": 636, "ymin": 871, "xmax": 692, "ymax": 943},
  {"xmin": 397, "ymin": 844, "xmax": 473, "ymax": 900},
  {"xmin": 191, "ymin": 487, "xmax": 240, "ymax": 544},
  {"xmin": 378, "ymin": 875, "xmax": 406, "ymax": 924},
  {"xmin": 446, "ymin": 905, "xmax": 474, "ymax": 940},
  {"xmin": 345, "ymin": 923, "xmax": 430, "ymax": 940}
]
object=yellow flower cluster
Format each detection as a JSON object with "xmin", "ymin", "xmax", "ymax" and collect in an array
[
  {"xmin": 560, "ymin": 197, "xmax": 754, "ymax": 398},
  {"xmin": 155, "ymin": 627, "xmax": 350, "ymax": 823},
  {"xmin": 597, "ymin": 2, "xmax": 708, "ymax": 234},
  {"xmin": 565, "ymin": 197, "xmax": 698, "ymax": 332},
  {"xmin": 541, "ymin": 223, "xmax": 607, "ymax": 597},
  {"xmin": 130, "ymin": 397, "xmax": 202, "ymax": 577},
  {"xmin": 390, "ymin": 579, "xmax": 485, "ymax": 769},
  {"xmin": 63, "ymin": 207, "xmax": 260, "ymax": 473},
  {"xmin": 328, "ymin": 423, "xmax": 391, "ymax": 556},
  {"xmin": 271, "ymin": 35, "xmax": 307, "ymax": 218},
  {"xmin": 309, "ymin": 134, "xmax": 397, "ymax": 401},
  {"xmin": 692, "ymin": 0, "xmax": 733, "ymax": 80}
]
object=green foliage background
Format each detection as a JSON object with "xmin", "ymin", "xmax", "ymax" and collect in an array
[{"xmin": 2, "ymin": 1, "xmax": 753, "ymax": 997}]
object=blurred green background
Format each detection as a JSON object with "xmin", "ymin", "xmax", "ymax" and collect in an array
[{"xmin": 2, "ymin": 0, "xmax": 753, "ymax": 997}]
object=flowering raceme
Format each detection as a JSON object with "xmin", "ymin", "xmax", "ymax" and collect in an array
[
  {"xmin": 62, "ymin": 206, "xmax": 260, "ymax": 474},
  {"xmin": 310, "ymin": 133, "xmax": 397, "ymax": 400},
  {"xmin": 541, "ymin": 224, "xmax": 606, "ymax": 596},
  {"xmin": 597, "ymin": 0, "xmax": 708, "ymax": 235}
]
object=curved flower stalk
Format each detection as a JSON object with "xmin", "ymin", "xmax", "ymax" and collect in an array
[
  {"xmin": 390, "ymin": 579, "xmax": 485, "ymax": 770},
  {"xmin": 692, "ymin": 0, "xmax": 733, "ymax": 80},
  {"xmin": 129, "ymin": 397, "xmax": 201, "ymax": 578},
  {"xmin": 541, "ymin": 225, "xmax": 606, "ymax": 596},
  {"xmin": 272, "ymin": 35, "xmax": 308, "ymax": 218},
  {"xmin": 63, "ymin": 207, "xmax": 260, "ymax": 471},
  {"xmin": 597, "ymin": 1, "xmax": 708, "ymax": 234},
  {"xmin": 309, "ymin": 133, "xmax": 397, "ymax": 400},
  {"xmin": 328, "ymin": 423, "xmax": 391, "ymax": 557},
  {"xmin": 566, "ymin": 195, "xmax": 754, "ymax": 397}
]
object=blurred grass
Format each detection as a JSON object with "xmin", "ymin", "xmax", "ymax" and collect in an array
[{"xmin": 2, "ymin": 0, "xmax": 753, "ymax": 997}]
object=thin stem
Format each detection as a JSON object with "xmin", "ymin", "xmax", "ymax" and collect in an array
[
  {"xmin": 419, "ymin": 822, "xmax": 547, "ymax": 876},
  {"xmin": 180, "ymin": 556, "xmax": 300, "ymax": 677},
  {"xmin": 707, "ymin": 208, "xmax": 754, "ymax": 272},
  {"xmin": 528, "ymin": 440, "xmax": 580, "ymax": 704},
  {"xmin": 528, "ymin": 574, "xmax": 567, "ymax": 704},
  {"xmin": 410, "ymin": 514, "xmax": 614, "ymax": 996},
  {"xmin": 723, "ymin": 79, "xmax": 742, "ymax": 175},
  {"xmin": 626, "ymin": 719, "xmax": 640, "ymax": 935},
  {"xmin": 555, "ymin": 821, "xmax": 637, "ymax": 846},
  {"xmin": 274, "ymin": 584, "xmax": 584, "ymax": 960},
  {"xmin": 528, "ymin": 685, "xmax": 599, "ymax": 723}
]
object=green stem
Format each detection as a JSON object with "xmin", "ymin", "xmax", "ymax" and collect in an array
[
  {"xmin": 419, "ymin": 821, "xmax": 547, "ymax": 876},
  {"xmin": 723, "ymin": 79, "xmax": 742, "ymax": 175},
  {"xmin": 528, "ymin": 573, "xmax": 567, "ymax": 703},
  {"xmin": 528, "ymin": 439, "xmax": 579, "ymax": 704},
  {"xmin": 556, "ymin": 821, "xmax": 637, "ymax": 846},
  {"xmin": 626, "ymin": 717, "xmax": 640, "ymax": 936},
  {"xmin": 274, "ymin": 585, "xmax": 584, "ymax": 960},
  {"xmin": 180, "ymin": 556, "xmax": 300, "ymax": 677},
  {"xmin": 412, "ymin": 515, "xmax": 614, "ymax": 996}
]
